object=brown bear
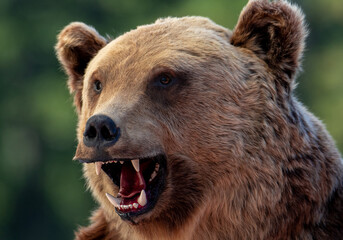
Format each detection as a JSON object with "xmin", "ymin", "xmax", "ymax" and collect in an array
[{"xmin": 56, "ymin": 0, "xmax": 343, "ymax": 239}]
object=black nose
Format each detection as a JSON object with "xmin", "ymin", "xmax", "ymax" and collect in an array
[{"xmin": 83, "ymin": 115, "xmax": 120, "ymax": 148}]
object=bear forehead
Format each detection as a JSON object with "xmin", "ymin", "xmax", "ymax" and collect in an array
[{"xmin": 86, "ymin": 16, "xmax": 231, "ymax": 74}]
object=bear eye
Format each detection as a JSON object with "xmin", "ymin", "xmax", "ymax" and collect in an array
[
  {"xmin": 151, "ymin": 71, "xmax": 178, "ymax": 89},
  {"xmin": 93, "ymin": 80, "xmax": 102, "ymax": 93},
  {"xmin": 159, "ymin": 75, "xmax": 172, "ymax": 85},
  {"xmin": 154, "ymin": 74, "xmax": 175, "ymax": 88}
]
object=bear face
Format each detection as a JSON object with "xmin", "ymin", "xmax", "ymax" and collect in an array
[
  {"xmin": 56, "ymin": 1, "xmax": 343, "ymax": 239},
  {"xmin": 59, "ymin": 17, "xmax": 245, "ymax": 224}
]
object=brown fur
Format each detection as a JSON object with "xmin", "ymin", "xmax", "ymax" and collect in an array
[
  {"xmin": 55, "ymin": 22, "xmax": 107, "ymax": 114},
  {"xmin": 56, "ymin": 0, "xmax": 343, "ymax": 239}
]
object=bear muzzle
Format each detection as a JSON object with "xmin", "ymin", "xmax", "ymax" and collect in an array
[{"xmin": 76, "ymin": 114, "xmax": 167, "ymax": 222}]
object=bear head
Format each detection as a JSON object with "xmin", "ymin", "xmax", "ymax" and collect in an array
[{"xmin": 55, "ymin": 1, "xmax": 342, "ymax": 238}]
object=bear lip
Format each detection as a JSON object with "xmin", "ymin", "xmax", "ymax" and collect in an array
[
  {"xmin": 77, "ymin": 154, "xmax": 167, "ymax": 221},
  {"xmin": 77, "ymin": 156, "xmax": 146, "ymax": 164}
]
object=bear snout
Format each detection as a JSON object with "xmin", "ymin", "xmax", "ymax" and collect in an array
[{"xmin": 83, "ymin": 114, "xmax": 121, "ymax": 148}]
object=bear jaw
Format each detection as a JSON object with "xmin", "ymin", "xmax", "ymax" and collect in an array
[{"xmin": 79, "ymin": 154, "xmax": 167, "ymax": 223}]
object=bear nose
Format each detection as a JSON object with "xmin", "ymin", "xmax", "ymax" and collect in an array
[{"xmin": 83, "ymin": 114, "xmax": 120, "ymax": 148}]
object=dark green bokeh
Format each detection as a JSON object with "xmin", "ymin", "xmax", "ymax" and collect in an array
[{"xmin": 0, "ymin": 0, "xmax": 342, "ymax": 239}]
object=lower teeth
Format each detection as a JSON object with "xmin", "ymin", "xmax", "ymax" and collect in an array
[
  {"xmin": 106, "ymin": 189, "xmax": 147, "ymax": 210},
  {"xmin": 119, "ymin": 203, "xmax": 139, "ymax": 210}
]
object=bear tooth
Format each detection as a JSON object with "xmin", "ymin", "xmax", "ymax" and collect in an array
[
  {"xmin": 131, "ymin": 159, "xmax": 140, "ymax": 172},
  {"xmin": 133, "ymin": 203, "xmax": 138, "ymax": 209},
  {"xmin": 95, "ymin": 162, "xmax": 102, "ymax": 175},
  {"xmin": 120, "ymin": 161, "xmax": 124, "ymax": 164},
  {"xmin": 150, "ymin": 171, "xmax": 157, "ymax": 181},
  {"xmin": 105, "ymin": 193, "xmax": 120, "ymax": 208},
  {"xmin": 137, "ymin": 190, "xmax": 147, "ymax": 206}
]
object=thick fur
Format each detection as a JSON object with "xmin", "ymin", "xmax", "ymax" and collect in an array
[
  {"xmin": 56, "ymin": 0, "xmax": 343, "ymax": 239},
  {"xmin": 55, "ymin": 22, "xmax": 107, "ymax": 113},
  {"xmin": 231, "ymin": 0, "xmax": 307, "ymax": 81}
]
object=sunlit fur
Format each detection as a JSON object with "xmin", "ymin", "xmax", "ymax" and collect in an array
[{"xmin": 56, "ymin": 0, "xmax": 343, "ymax": 239}]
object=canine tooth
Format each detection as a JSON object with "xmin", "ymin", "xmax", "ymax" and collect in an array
[
  {"xmin": 120, "ymin": 161, "xmax": 124, "ymax": 164},
  {"xmin": 150, "ymin": 171, "xmax": 157, "ymax": 181},
  {"xmin": 137, "ymin": 190, "xmax": 147, "ymax": 206},
  {"xmin": 131, "ymin": 159, "xmax": 140, "ymax": 172},
  {"xmin": 95, "ymin": 162, "xmax": 102, "ymax": 175},
  {"xmin": 129, "ymin": 204, "xmax": 133, "ymax": 209},
  {"xmin": 105, "ymin": 193, "xmax": 120, "ymax": 208},
  {"xmin": 133, "ymin": 203, "xmax": 138, "ymax": 209}
]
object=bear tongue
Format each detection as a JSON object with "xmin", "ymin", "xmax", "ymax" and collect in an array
[{"xmin": 119, "ymin": 162, "xmax": 146, "ymax": 198}]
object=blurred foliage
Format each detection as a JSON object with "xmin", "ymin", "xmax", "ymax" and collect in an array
[{"xmin": 0, "ymin": 0, "xmax": 342, "ymax": 239}]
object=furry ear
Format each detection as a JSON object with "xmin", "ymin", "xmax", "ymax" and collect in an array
[
  {"xmin": 55, "ymin": 22, "xmax": 107, "ymax": 113},
  {"xmin": 231, "ymin": 0, "xmax": 307, "ymax": 83}
]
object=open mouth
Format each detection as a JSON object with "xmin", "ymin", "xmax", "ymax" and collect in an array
[{"xmin": 86, "ymin": 154, "xmax": 166, "ymax": 221}]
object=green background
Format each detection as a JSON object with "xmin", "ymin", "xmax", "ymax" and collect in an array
[{"xmin": 0, "ymin": 0, "xmax": 342, "ymax": 239}]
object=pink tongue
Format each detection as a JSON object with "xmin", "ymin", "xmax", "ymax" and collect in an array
[{"xmin": 119, "ymin": 163, "xmax": 146, "ymax": 198}]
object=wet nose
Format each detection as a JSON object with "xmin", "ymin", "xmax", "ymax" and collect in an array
[{"xmin": 83, "ymin": 114, "xmax": 120, "ymax": 148}]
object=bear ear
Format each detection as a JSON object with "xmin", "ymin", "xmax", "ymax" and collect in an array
[
  {"xmin": 231, "ymin": 0, "xmax": 307, "ymax": 84},
  {"xmin": 55, "ymin": 22, "xmax": 107, "ymax": 113}
]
